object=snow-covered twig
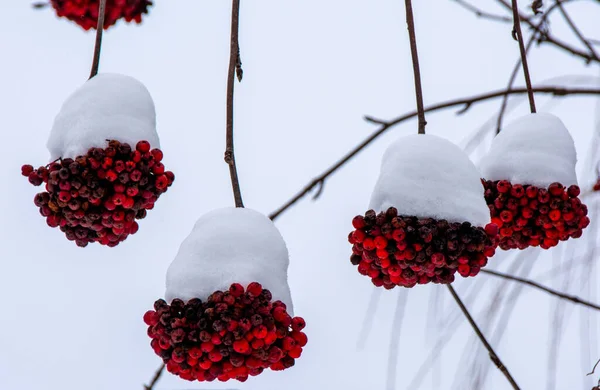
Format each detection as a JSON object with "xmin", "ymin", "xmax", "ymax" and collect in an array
[
  {"xmin": 268, "ymin": 86, "xmax": 600, "ymax": 220},
  {"xmin": 446, "ymin": 284, "xmax": 521, "ymax": 389},
  {"xmin": 224, "ymin": 0, "xmax": 244, "ymax": 208},
  {"xmin": 89, "ymin": 0, "xmax": 107, "ymax": 79},
  {"xmin": 480, "ymin": 268, "xmax": 600, "ymax": 310}
]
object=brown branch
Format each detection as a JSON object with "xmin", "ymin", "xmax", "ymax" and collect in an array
[
  {"xmin": 588, "ymin": 358, "xmax": 600, "ymax": 375},
  {"xmin": 89, "ymin": 0, "xmax": 107, "ymax": 79},
  {"xmin": 268, "ymin": 85, "xmax": 600, "ymax": 220},
  {"xmin": 224, "ymin": 0, "xmax": 244, "ymax": 208},
  {"xmin": 481, "ymin": 268, "xmax": 600, "ymax": 311},
  {"xmin": 404, "ymin": 0, "xmax": 427, "ymax": 134},
  {"xmin": 495, "ymin": 0, "xmax": 599, "ymax": 64},
  {"xmin": 446, "ymin": 284, "xmax": 521, "ymax": 389},
  {"xmin": 511, "ymin": 0, "xmax": 537, "ymax": 112},
  {"xmin": 555, "ymin": 0, "xmax": 600, "ymax": 62},
  {"xmin": 143, "ymin": 363, "xmax": 165, "ymax": 390},
  {"xmin": 451, "ymin": 0, "xmax": 513, "ymax": 22},
  {"xmin": 496, "ymin": 0, "xmax": 564, "ymax": 133}
]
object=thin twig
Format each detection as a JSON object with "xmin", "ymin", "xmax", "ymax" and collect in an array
[
  {"xmin": 446, "ymin": 284, "xmax": 521, "ymax": 389},
  {"xmin": 496, "ymin": 35, "xmax": 537, "ymax": 133},
  {"xmin": 143, "ymin": 363, "xmax": 165, "ymax": 390},
  {"xmin": 224, "ymin": 0, "xmax": 244, "ymax": 208},
  {"xmin": 496, "ymin": 0, "xmax": 561, "ymax": 133},
  {"xmin": 510, "ymin": 0, "xmax": 537, "ymax": 112},
  {"xmin": 495, "ymin": 0, "xmax": 599, "ymax": 64},
  {"xmin": 32, "ymin": 2, "xmax": 49, "ymax": 8},
  {"xmin": 588, "ymin": 358, "xmax": 600, "ymax": 376},
  {"xmin": 481, "ymin": 268, "xmax": 600, "ymax": 311},
  {"xmin": 268, "ymin": 86, "xmax": 600, "ymax": 220},
  {"xmin": 452, "ymin": 0, "xmax": 513, "ymax": 22},
  {"xmin": 555, "ymin": 0, "xmax": 600, "ymax": 62},
  {"xmin": 404, "ymin": 0, "xmax": 427, "ymax": 134},
  {"xmin": 89, "ymin": 0, "xmax": 107, "ymax": 79},
  {"xmin": 386, "ymin": 291, "xmax": 408, "ymax": 390}
]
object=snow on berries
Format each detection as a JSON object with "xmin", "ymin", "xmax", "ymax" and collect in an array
[
  {"xmin": 49, "ymin": 0, "xmax": 152, "ymax": 30},
  {"xmin": 21, "ymin": 74, "xmax": 173, "ymax": 247},
  {"xmin": 152, "ymin": 208, "xmax": 305, "ymax": 381},
  {"xmin": 22, "ymin": 140, "xmax": 174, "ymax": 247},
  {"xmin": 145, "ymin": 283, "xmax": 307, "ymax": 382},
  {"xmin": 480, "ymin": 113, "xmax": 588, "ymax": 250},
  {"xmin": 350, "ymin": 134, "xmax": 498, "ymax": 288}
]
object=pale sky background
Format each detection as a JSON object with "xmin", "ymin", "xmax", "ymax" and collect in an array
[{"xmin": 1, "ymin": 1, "xmax": 600, "ymax": 390}]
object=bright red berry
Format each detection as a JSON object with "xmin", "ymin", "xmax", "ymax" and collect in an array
[{"xmin": 136, "ymin": 140, "xmax": 151, "ymax": 153}]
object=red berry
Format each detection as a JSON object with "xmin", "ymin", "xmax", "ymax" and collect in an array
[
  {"xmin": 21, "ymin": 164, "xmax": 34, "ymax": 177},
  {"xmin": 496, "ymin": 180, "xmax": 511, "ymax": 193},
  {"xmin": 352, "ymin": 216, "xmax": 366, "ymax": 229},
  {"xmin": 548, "ymin": 182, "xmax": 564, "ymax": 196},
  {"xmin": 136, "ymin": 140, "xmax": 151, "ymax": 153},
  {"xmin": 567, "ymin": 185, "xmax": 580, "ymax": 197},
  {"xmin": 247, "ymin": 282, "xmax": 263, "ymax": 297},
  {"xmin": 151, "ymin": 148, "xmax": 164, "ymax": 162},
  {"xmin": 155, "ymin": 175, "xmax": 168, "ymax": 190},
  {"xmin": 291, "ymin": 317, "xmax": 306, "ymax": 332},
  {"xmin": 229, "ymin": 283, "xmax": 245, "ymax": 297},
  {"xmin": 143, "ymin": 310, "xmax": 159, "ymax": 326},
  {"xmin": 233, "ymin": 339, "xmax": 250, "ymax": 354}
]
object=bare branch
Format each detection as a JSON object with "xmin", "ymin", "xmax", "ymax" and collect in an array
[
  {"xmin": 510, "ymin": 0, "xmax": 537, "ymax": 113},
  {"xmin": 224, "ymin": 0, "xmax": 244, "ymax": 208},
  {"xmin": 143, "ymin": 363, "xmax": 165, "ymax": 390},
  {"xmin": 268, "ymin": 86, "xmax": 600, "ymax": 220},
  {"xmin": 452, "ymin": 0, "xmax": 513, "ymax": 22},
  {"xmin": 555, "ymin": 0, "xmax": 600, "ymax": 62},
  {"xmin": 404, "ymin": 0, "xmax": 427, "ymax": 134},
  {"xmin": 481, "ymin": 268, "xmax": 600, "ymax": 311},
  {"xmin": 495, "ymin": 0, "xmax": 599, "ymax": 63},
  {"xmin": 588, "ymin": 358, "xmax": 600, "ymax": 376},
  {"xmin": 89, "ymin": 0, "xmax": 107, "ymax": 79},
  {"xmin": 446, "ymin": 284, "xmax": 521, "ymax": 389}
]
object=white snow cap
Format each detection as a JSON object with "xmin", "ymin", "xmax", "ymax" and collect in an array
[
  {"xmin": 165, "ymin": 208, "xmax": 294, "ymax": 315},
  {"xmin": 479, "ymin": 113, "xmax": 578, "ymax": 188},
  {"xmin": 369, "ymin": 134, "xmax": 490, "ymax": 228},
  {"xmin": 47, "ymin": 73, "xmax": 160, "ymax": 160}
]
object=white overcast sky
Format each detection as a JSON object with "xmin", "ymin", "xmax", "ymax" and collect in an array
[{"xmin": 1, "ymin": 1, "xmax": 600, "ymax": 390}]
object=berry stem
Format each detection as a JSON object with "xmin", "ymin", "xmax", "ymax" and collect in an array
[
  {"xmin": 89, "ymin": 0, "xmax": 107, "ymax": 79},
  {"xmin": 143, "ymin": 363, "xmax": 164, "ymax": 390},
  {"xmin": 446, "ymin": 284, "xmax": 521, "ymax": 390},
  {"xmin": 404, "ymin": 0, "xmax": 427, "ymax": 134},
  {"xmin": 224, "ymin": 0, "xmax": 244, "ymax": 208},
  {"xmin": 510, "ymin": 0, "xmax": 536, "ymax": 113}
]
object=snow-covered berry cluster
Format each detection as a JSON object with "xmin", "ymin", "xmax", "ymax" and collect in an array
[
  {"xmin": 145, "ymin": 282, "xmax": 307, "ymax": 383},
  {"xmin": 22, "ymin": 139, "xmax": 174, "ymax": 247},
  {"xmin": 50, "ymin": 0, "xmax": 152, "ymax": 30},
  {"xmin": 483, "ymin": 179, "xmax": 589, "ymax": 250},
  {"xmin": 348, "ymin": 207, "xmax": 498, "ymax": 288}
]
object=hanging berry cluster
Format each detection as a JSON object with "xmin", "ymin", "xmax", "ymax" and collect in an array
[
  {"xmin": 144, "ymin": 282, "xmax": 307, "ymax": 383},
  {"xmin": 348, "ymin": 207, "xmax": 498, "ymax": 288},
  {"xmin": 50, "ymin": 0, "xmax": 152, "ymax": 30},
  {"xmin": 482, "ymin": 179, "xmax": 589, "ymax": 250},
  {"xmin": 21, "ymin": 139, "xmax": 174, "ymax": 247}
]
